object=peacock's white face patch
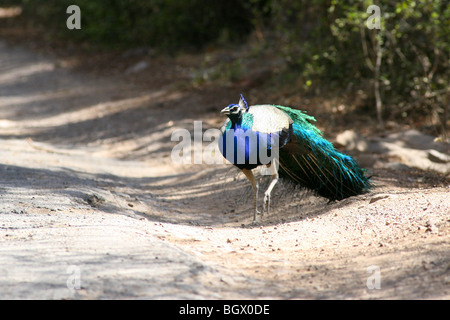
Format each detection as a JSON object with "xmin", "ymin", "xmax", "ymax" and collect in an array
[
  {"xmin": 229, "ymin": 104, "xmax": 241, "ymax": 115},
  {"xmin": 221, "ymin": 104, "xmax": 242, "ymax": 116}
]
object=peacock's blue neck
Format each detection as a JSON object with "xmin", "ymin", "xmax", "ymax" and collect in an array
[
  {"xmin": 228, "ymin": 113, "xmax": 253, "ymax": 131},
  {"xmin": 228, "ymin": 115, "xmax": 242, "ymax": 128}
]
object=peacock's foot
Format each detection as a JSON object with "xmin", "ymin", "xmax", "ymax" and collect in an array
[{"xmin": 252, "ymin": 209, "xmax": 263, "ymax": 225}]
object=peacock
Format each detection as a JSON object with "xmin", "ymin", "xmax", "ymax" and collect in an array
[{"xmin": 219, "ymin": 94, "xmax": 371, "ymax": 223}]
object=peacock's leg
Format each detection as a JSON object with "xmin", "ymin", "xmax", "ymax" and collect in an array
[
  {"xmin": 241, "ymin": 168, "xmax": 261, "ymax": 223},
  {"xmin": 263, "ymin": 159, "xmax": 279, "ymax": 215}
]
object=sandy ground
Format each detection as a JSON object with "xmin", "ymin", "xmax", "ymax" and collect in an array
[{"xmin": 0, "ymin": 39, "xmax": 449, "ymax": 300}]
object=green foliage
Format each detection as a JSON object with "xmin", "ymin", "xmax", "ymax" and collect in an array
[
  {"xmin": 1, "ymin": 0, "xmax": 23, "ymax": 5},
  {"xmin": 18, "ymin": 0, "xmax": 253, "ymax": 50},
  {"xmin": 264, "ymin": 0, "xmax": 448, "ymax": 128},
  {"xmin": 15, "ymin": 0, "xmax": 449, "ymax": 128}
]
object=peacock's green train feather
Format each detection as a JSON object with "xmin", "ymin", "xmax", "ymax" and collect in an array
[{"xmin": 274, "ymin": 105, "xmax": 371, "ymax": 200}]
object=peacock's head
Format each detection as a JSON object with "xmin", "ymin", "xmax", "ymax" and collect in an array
[{"xmin": 220, "ymin": 94, "xmax": 248, "ymax": 121}]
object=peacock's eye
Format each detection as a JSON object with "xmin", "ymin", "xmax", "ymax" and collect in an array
[{"xmin": 232, "ymin": 106, "xmax": 239, "ymax": 112}]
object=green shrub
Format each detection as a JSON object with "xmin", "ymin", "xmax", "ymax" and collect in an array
[{"xmin": 19, "ymin": 0, "xmax": 253, "ymax": 50}]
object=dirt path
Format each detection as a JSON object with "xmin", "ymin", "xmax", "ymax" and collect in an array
[{"xmin": 0, "ymin": 39, "xmax": 449, "ymax": 299}]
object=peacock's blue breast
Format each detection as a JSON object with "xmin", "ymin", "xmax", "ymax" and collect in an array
[{"xmin": 219, "ymin": 126, "xmax": 282, "ymax": 170}]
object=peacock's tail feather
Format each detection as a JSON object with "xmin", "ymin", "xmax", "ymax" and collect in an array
[{"xmin": 275, "ymin": 105, "xmax": 371, "ymax": 200}]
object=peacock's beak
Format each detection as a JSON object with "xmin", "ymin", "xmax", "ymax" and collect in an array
[{"xmin": 220, "ymin": 106, "xmax": 230, "ymax": 115}]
